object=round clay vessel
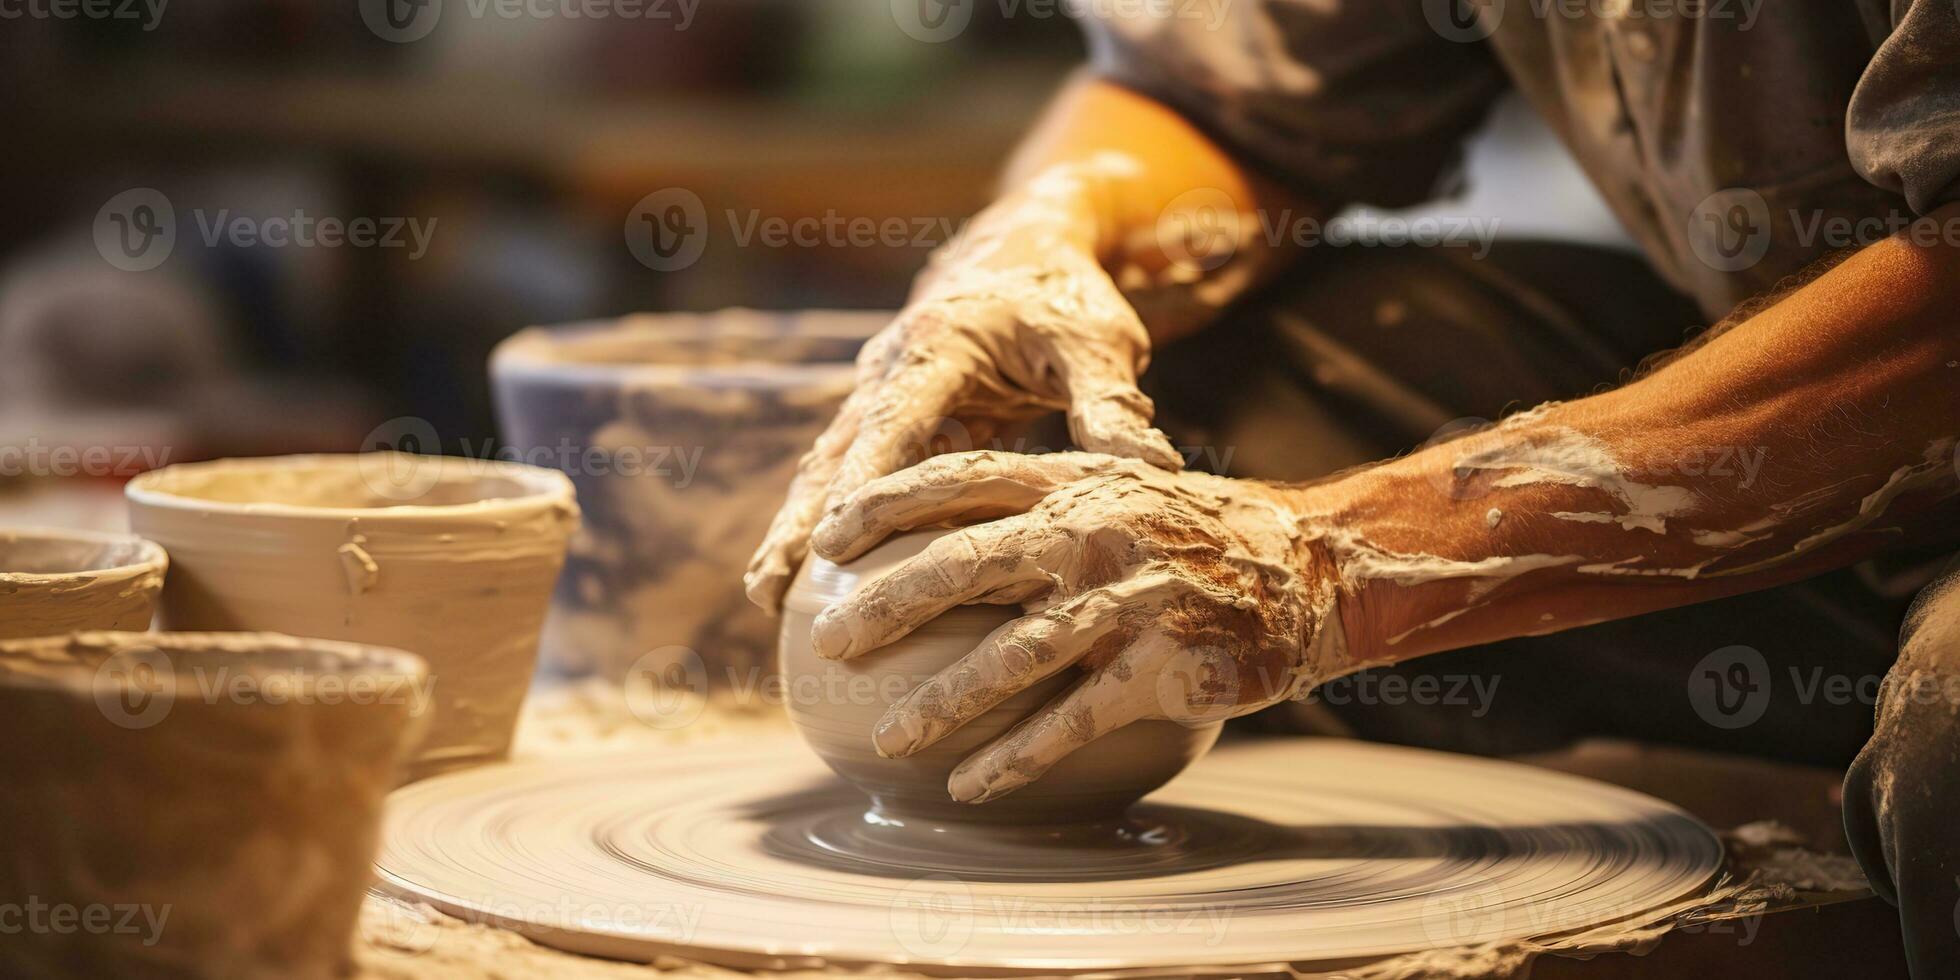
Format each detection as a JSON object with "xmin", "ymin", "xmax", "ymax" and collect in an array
[
  {"xmin": 0, "ymin": 631, "xmax": 429, "ymax": 979},
  {"xmin": 781, "ymin": 529, "xmax": 1222, "ymax": 824},
  {"xmin": 492, "ymin": 309, "xmax": 882, "ymax": 684},
  {"xmin": 125, "ymin": 453, "xmax": 578, "ymax": 782},
  {"xmin": 0, "ymin": 527, "xmax": 167, "ymax": 641}
]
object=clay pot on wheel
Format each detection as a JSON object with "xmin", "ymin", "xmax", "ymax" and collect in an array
[
  {"xmin": 781, "ymin": 529, "xmax": 1222, "ymax": 824},
  {"xmin": 0, "ymin": 528, "xmax": 167, "ymax": 640}
]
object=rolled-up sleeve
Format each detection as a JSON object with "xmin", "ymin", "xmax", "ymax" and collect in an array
[
  {"xmin": 1077, "ymin": 0, "xmax": 1508, "ymax": 208},
  {"xmin": 1847, "ymin": 0, "xmax": 1960, "ymax": 214}
]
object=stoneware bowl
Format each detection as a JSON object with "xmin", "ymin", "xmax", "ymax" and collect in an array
[
  {"xmin": 491, "ymin": 309, "xmax": 883, "ymax": 684},
  {"xmin": 125, "ymin": 453, "xmax": 578, "ymax": 782},
  {"xmin": 781, "ymin": 529, "xmax": 1223, "ymax": 824},
  {"xmin": 0, "ymin": 631, "xmax": 428, "ymax": 979},
  {"xmin": 0, "ymin": 527, "xmax": 167, "ymax": 641}
]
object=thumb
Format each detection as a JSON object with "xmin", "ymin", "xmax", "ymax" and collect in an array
[{"xmin": 1065, "ymin": 375, "xmax": 1183, "ymax": 471}]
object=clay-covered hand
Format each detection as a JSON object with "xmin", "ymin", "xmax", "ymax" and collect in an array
[
  {"xmin": 805, "ymin": 451, "xmax": 1352, "ymax": 804},
  {"xmin": 743, "ymin": 160, "xmax": 1184, "ymax": 612}
]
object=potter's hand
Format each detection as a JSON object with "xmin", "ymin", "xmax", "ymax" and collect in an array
[
  {"xmin": 743, "ymin": 160, "xmax": 1185, "ymax": 613},
  {"xmin": 807, "ymin": 451, "xmax": 1351, "ymax": 804}
]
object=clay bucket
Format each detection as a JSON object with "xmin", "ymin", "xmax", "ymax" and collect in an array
[
  {"xmin": 0, "ymin": 631, "xmax": 429, "ymax": 979},
  {"xmin": 490, "ymin": 308, "xmax": 883, "ymax": 685},
  {"xmin": 0, "ymin": 527, "xmax": 168, "ymax": 641},
  {"xmin": 125, "ymin": 453, "xmax": 578, "ymax": 782}
]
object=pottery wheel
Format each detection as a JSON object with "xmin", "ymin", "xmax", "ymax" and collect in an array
[{"xmin": 373, "ymin": 736, "xmax": 1724, "ymax": 974}]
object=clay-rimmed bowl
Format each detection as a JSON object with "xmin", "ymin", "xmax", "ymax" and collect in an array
[
  {"xmin": 0, "ymin": 631, "xmax": 429, "ymax": 979},
  {"xmin": 0, "ymin": 527, "xmax": 168, "ymax": 641},
  {"xmin": 490, "ymin": 309, "xmax": 885, "ymax": 682},
  {"xmin": 125, "ymin": 453, "xmax": 578, "ymax": 782},
  {"xmin": 782, "ymin": 530, "xmax": 1223, "ymax": 825}
]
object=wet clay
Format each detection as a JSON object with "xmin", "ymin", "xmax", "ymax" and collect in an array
[
  {"xmin": 783, "ymin": 528, "xmax": 1222, "ymax": 823},
  {"xmin": 0, "ymin": 631, "xmax": 427, "ymax": 979},
  {"xmin": 493, "ymin": 310, "xmax": 880, "ymax": 683},
  {"xmin": 0, "ymin": 528, "xmax": 166, "ymax": 640},
  {"xmin": 126, "ymin": 453, "xmax": 577, "ymax": 782}
]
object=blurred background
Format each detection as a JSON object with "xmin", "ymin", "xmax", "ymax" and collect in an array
[
  {"xmin": 0, "ymin": 0, "xmax": 1623, "ymax": 528},
  {"xmin": 0, "ymin": 1, "xmax": 1085, "ymax": 519}
]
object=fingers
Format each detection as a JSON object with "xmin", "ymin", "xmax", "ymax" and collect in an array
[
  {"xmin": 811, "ymin": 450, "xmax": 1128, "ymax": 563},
  {"xmin": 822, "ymin": 356, "xmax": 967, "ymax": 510},
  {"xmin": 743, "ymin": 386, "xmax": 871, "ymax": 611},
  {"xmin": 1052, "ymin": 331, "xmax": 1182, "ymax": 472},
  {"xmin": 872, "ymin": 589, "xmax": 1131, "ymax": 759},
  {"xmin": 946, "ymin": 649, "xmax": 1156, "ymax": 804},
  {"xmin": 810, "ymin": 518, "xmax": 1058, "ymax": 660}
]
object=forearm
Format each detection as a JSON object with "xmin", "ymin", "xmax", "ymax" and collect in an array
[
  {"xmin": 1317, "ymin": 206, "xmax": 1960, "ymax": 665},
  {"xmin": 945, "ymin": 75, "xmax": 1320, "ymax": 344}
]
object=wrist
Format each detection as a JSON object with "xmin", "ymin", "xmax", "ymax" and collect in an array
[{"xmin": 1282, "ymin": 468, "xmax": 1530, "ymax": 669}]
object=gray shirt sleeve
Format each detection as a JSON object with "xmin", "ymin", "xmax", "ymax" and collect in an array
[
  {"xmin": 1076, "ymin": 0, "xmax": 1508, "ymax": 208},
  {"xmin": 1847, "ymin": 0, "xmax": 1960, "ymax": 214}
]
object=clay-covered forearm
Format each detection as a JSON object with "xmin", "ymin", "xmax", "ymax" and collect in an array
[
  {"xmin": 981, "ymin": 75, "xmax": 1322, "ymax": 344},
  {"xmin": 1311, "ymin": 206, "xmax": 1960, "ymax": 665}
]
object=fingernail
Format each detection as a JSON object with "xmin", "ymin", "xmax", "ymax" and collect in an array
[
  {"xmin": 873, "ymin": 708, "xmax": 923, "ymax": 759},
  {"xmin": 811, "ymin": 609, "xmax": 856, "ymax": 660},
  {"xmin": 809, "ymin": 516, "xmax": 843, "ymax": 558},
  {"xmin": 948, "ymin": 767, "xmax": 988, "ymax": 804},
  {"xmin": 949, "ymin": 761, "xmax": 1021, "ymax": 804}
]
